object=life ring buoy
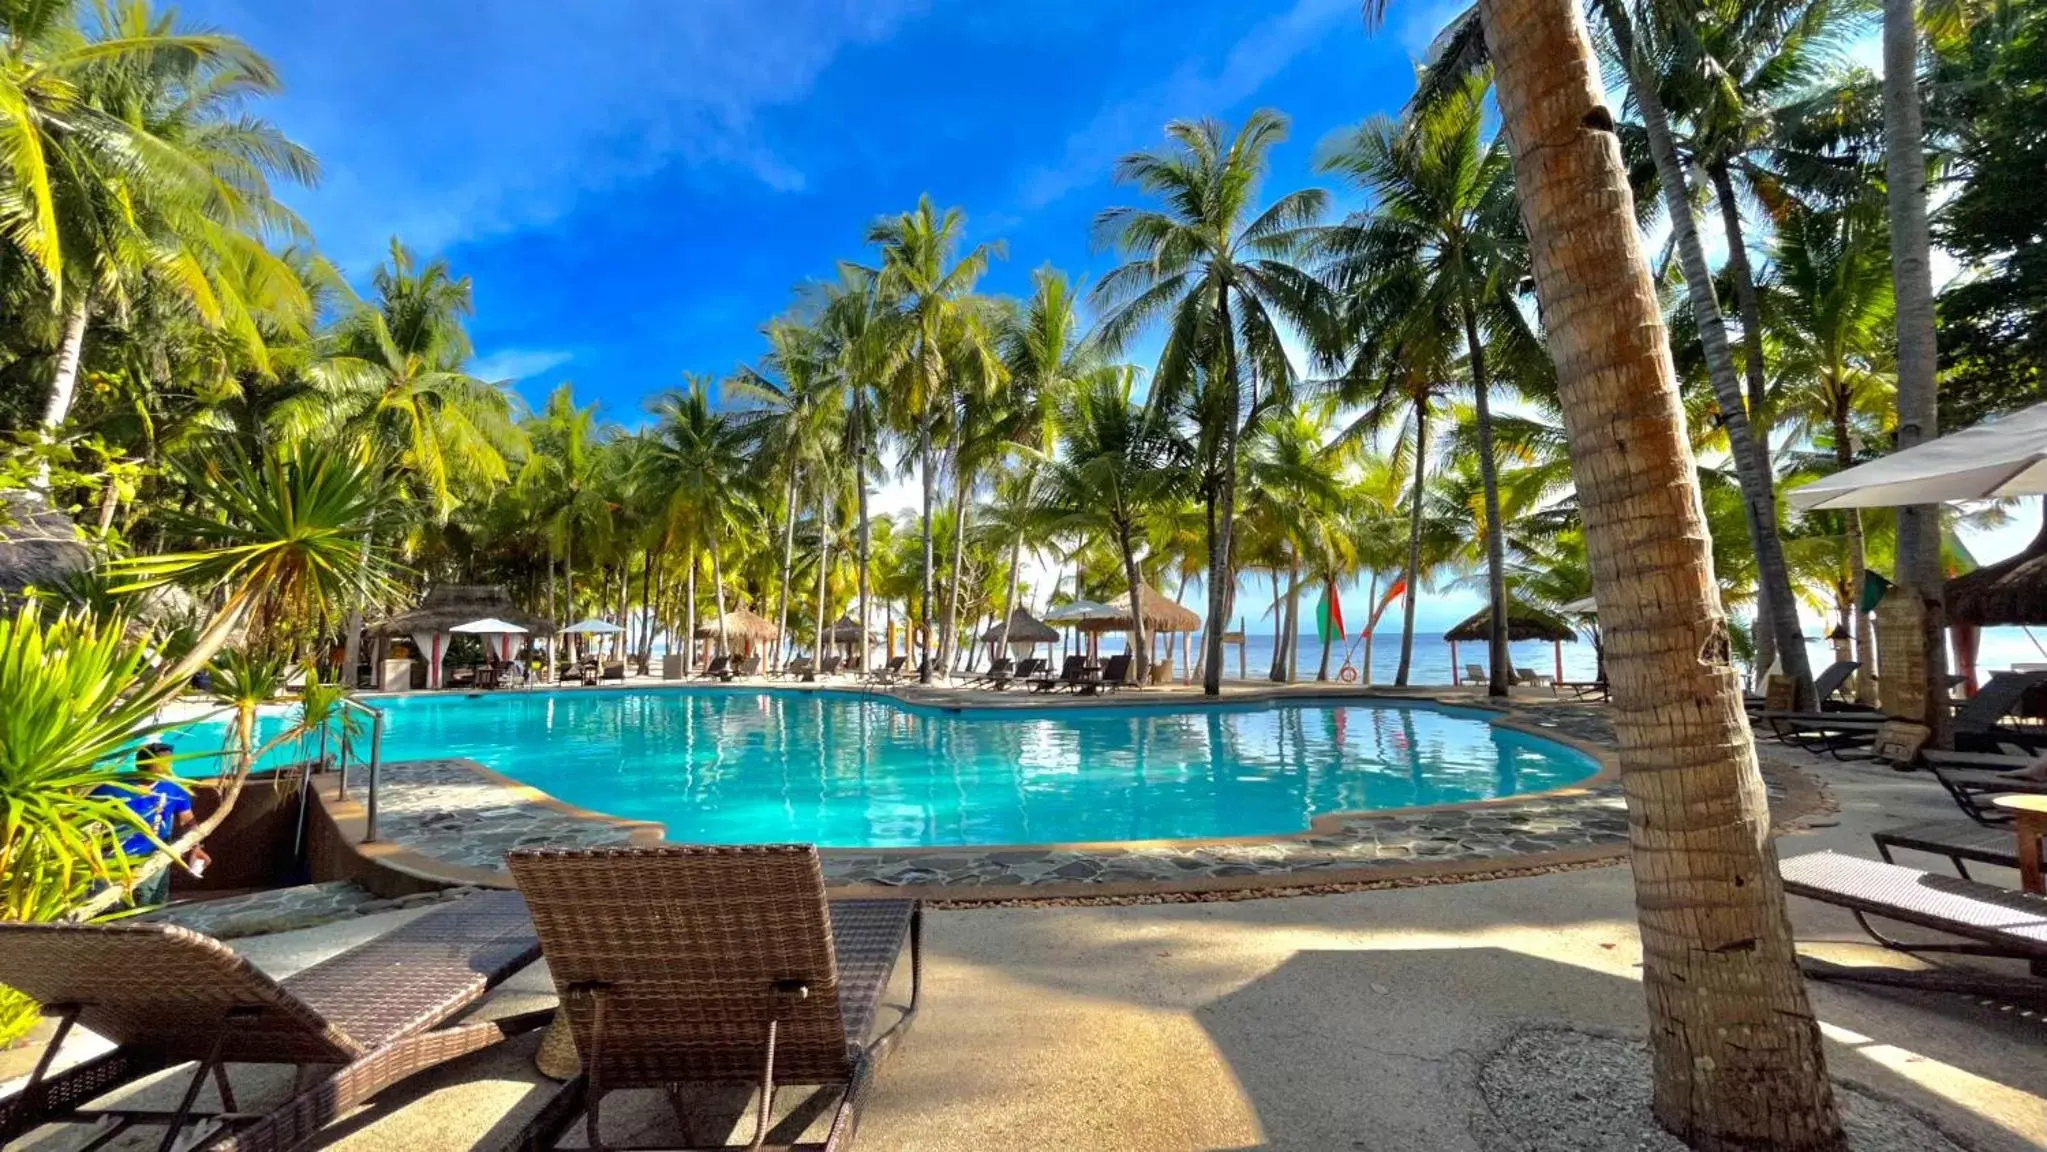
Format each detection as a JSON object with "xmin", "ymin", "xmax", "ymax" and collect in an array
[{"xmin": 1338, "ymin": 663, "xmax": 1359, "ymax": 683}]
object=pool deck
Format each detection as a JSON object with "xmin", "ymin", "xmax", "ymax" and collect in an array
[{"xmin": 306, "ymin": 681, "xmax": 1827, "ymax": 902}]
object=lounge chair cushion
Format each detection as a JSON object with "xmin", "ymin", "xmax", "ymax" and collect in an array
[{"xmin": 1780, "ymin": 851, "xmax": 2047, "ymax": 957}]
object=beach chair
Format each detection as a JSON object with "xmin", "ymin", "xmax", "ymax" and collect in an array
[
  {"xmin": 734, "ymin": 655, "xmax": 763, "ymax": 679},
  {"xmin": 962, "ymin": 658, "xmax": 1013, "ymax": 689},
  {"xmin": 1086, "ymin": 653, "xmax": 1133, "ymax": 695},
  {"xmin": 999, "ymin": 657, "xmax": 1044, "ymax": 690},
  {"xmin": 1031, "ymin": 655, "xmax": 1085, "ymax": 693},
  {"xmin": 503, "ymin": 845, "xmax": 921, "ymax": 1152},
  {"xmin": 864, "ymin": 655, "xmax": 907, "ymax": 685},
  {"xmin": 0, "ymin": 891, "xmax": 545, "ymax": 1152},
  {"xmin": 1780, "ymin": 851, "xmax": 2047, "ymax": 1003},
  {"xmin": 1766, "ymin": 669, "xmax": 2047, "ymax": 757},
  {"xmin": 1513, "ymin": 667, "xmax": 1554, "ymax": 690},
  {"xmin": 1463, "ymin": 663, "xmax": 1487, "ymax": 684},
  {"xmin": 769, "ymin": 656, "xmax": 812, "ymax": 681},
  {"xmin": 815, "ymin": 655, "xmax": 843, "ymax": 680},
  {"xmin": 1745, "ymin": 660, "xmax": 1861, "ymax": 713},
  {"xmin": 1555, "ymin": 678, "xmax": 1607, "ymax": 700},
  {"xmin": 693, "ymin": 655, "xmax": 732, "ymax": 681}
]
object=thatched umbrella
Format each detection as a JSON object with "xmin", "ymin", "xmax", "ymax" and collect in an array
[
  {"xmin": 1442, "ymin": 600, "xmax": 1576, "ymax": 685},
  {"xmin": 370, "ymin": 585, "xmax": 556, "ymax": 689},
  {"xmin": 821, "ymin": 614, "xmax": 873, "ymax": 662},
  {"xmin": 1104, "ymin": 583, "xmax": 1202, "ymax": 633},
  {"xmin": 694, "ymin": 606, "xmax": 780, "ymax": 655},
  {"xmin": 0, "ymin": 491, "xmax": 91, "ymax": 605},
  {"xmin": 980, "ymin": 608, "xmax": 1058, "ymax": 663},
  {"xmin": 1943, "ymin": 522, "xmax": 2047, "ymax": 689}
]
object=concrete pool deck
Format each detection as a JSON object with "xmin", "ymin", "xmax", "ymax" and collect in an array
[
  {"xmin": 301, "ymin": 684, "xmax": 1824, "ymax": 900},
  {"xmin": 23, "ymin": 744, "xmax": 2044, "ymax": 1150}
]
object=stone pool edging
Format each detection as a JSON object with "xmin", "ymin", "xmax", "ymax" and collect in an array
[{"xmin": 305, "ymin": 688, "xmax": 1828, "ymax": 902}]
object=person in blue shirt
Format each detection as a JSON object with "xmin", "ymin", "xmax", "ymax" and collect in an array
[{"xmin": 96, "ymin": 742, "xmax": 210, "ymax": 905}]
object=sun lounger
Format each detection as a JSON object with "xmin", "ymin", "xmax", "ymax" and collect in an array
[
  {"xmin": 1745, "ymin": 660, "xmax": 1860, "ymax": 712},
  {"xmin": 1084, "ymin": 653, "xmax": 1132, "ymax": 695},
  {"xmin": 1513, "ymin": 668, "xmax": 1553, "ymax": 690},
  {"xmin": 1556, "ymin": 679, "xmax": 1607, "ymax": 701},
  {"xmin": 864, "ymin": 655, "xmax": 907, "ymax": 685},
  {"xmin": 693, "ymin": 655, "xmax": 732, "ymax": 681},
  {"xmin": 771, "ymin": 656, "xmax": 814, "ymax": 681},
  {"xmin": 1872, "ymin": 819, "xmax": 2022, "ymax": 879},
  {"xmin": 0, "ymin": 891, "xmax": 545, "ymax": 1151},
  {"xmin": 1032, "ymin": 655, "xmax": 1086, "ymax": 693},
  {"xmin": 735, "ymin": 655, "xmax": 763, "ymax": 679},
  {"xmin": 997, "ymin": 657, "xmax": 1044, "ymax": 690},
  {"xmin": 1463, "ymin": 663, "xmax": 1487, "ymax": 684},
  {"xmin": 962, "ymin": 658, "xmax": 1013, "ymax": 689},
  {"xmin": 1765, "ymin": 669, "xmax": 2047, "ymax": 757},
  {"xmin": 1780, "ymin": 851, "xmax": 2047, "ymax": 1002},
  {"xmin": 816, "ymin": 654, "xmax": 842, "ymax": 680},
  {"xmin": 503, "ymin": 845, "xmax": 921, "ymax": 1151}
]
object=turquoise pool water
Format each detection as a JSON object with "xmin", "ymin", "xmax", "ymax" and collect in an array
[{"xmin": 156, "ymin": 690, "xmax": 1600, "ymax": 848}]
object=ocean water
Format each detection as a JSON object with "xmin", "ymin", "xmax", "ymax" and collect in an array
[{"xmin": 161, "ymin": 691, "xmax": 1598, "ymax": 847}]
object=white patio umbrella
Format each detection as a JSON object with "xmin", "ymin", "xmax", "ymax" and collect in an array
[
  {"xmin": 450, "ymin": 616, "xmax": 529, "ymax": 668},
  {"xmin": 1790, "ymin": 401, "xmax": 2047, "ymax": 510},
  {"xmin": 1041, "ymin": 599, "xmax": 1121, "ymax": 623},
  {"xmin": 560, "ymin": 618, "xmax": 626, "ymax": 634},
  {"xmin": 1559, "ymin": 596, "xmax": 1598, "ymax": 615}
]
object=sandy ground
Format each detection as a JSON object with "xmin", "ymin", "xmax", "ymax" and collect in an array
[{"xmin": 17, "ymin": 747, "xmax": 2047, "ymax": 1151}]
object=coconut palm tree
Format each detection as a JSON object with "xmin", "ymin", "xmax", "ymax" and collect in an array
[
  {"xmin": 1047, "ymin": 365, "xmax": 1190, "ymax": 681},
  {"xmin": 517, "ymin": 382, "xmax": 613, "ymax": 642},
  {"xmin": 1090, "ymin": 111, "xmax": 1333, "ymax": 696},
  {"xmin": 866, "ymin": 196, "xmax": 1002, "ymax": 682},
  {"xmin": 731, "ymin": 316, "xmax": 838, "ymax": 666},
  {"xmin": 1771, "ymin": 201, "xmax": 1895, "ymax": 702},
  {"xmin": 1385, "ymin": 0, "xmax": 1844, "ymax": 1142},
  {"xmin": 1319, "ymin": 74, "xmax": 1545, "ymax": 697},
  {"xmin": 817, "ymin": 266, "xmax": 897, "ymax": 672},
  {"xmin": 650, "ymin": 375, "xmax": 752, "ymax": 657}
]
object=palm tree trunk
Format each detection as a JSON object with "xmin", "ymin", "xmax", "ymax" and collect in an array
[
  {"xmin": 1609, "ymin": 3, "xmax": 1814, "ymax": 709},
  {"xmin": 1317, "ymin": 577, "xmax": 1337, "ymax": 682},
  {"xmin": 710, "ymin": 536, "xmax": 731, "ymax": 656},
  {"xmin": 40, "ymin": 293, "xmax": 92, "ymax": 441},
  {"xmin": 1118, "ymin": 516, "xmax": 1150, "ymax": 681},
  {"xmin": 1832, "ymin": 400, "xmax": 1878, "ymax": 704},
  {"xmin": 942, "ymin": 467, "xmax": 971, "ymax": 676},
  {"xmin": 685, "ymin": 548, "xmax": 699, "ymax": 672},
  {"xmin": 1480, "ymin": 0, "xmax": 1844, "ymax": 1144},
  {"xmin": 1884, "ymin": 0, "xmax": 1949, "ymax": 737},
  {"xmin": 1397, "ymin": 406, "xmax": 1428, "ymax": 686},
  {"xmin": 1202, "ymin": 295, "xmax": 1241, "ymax": 698},
  {"xmin": 856, "ymin": 389, "xmax": 874, "ymax": 674},
  {"xmin": 1708, "ymin": 162, "xmax": 1771, "ymax": 425},
  {"xmin": 919, "ymin": 422, "xmax": 936, "ymax": 682},
  {"xmin": 996, "ymin": 518, "xmax": 1026, "ymax": 655},
  {"xmin": 1268, "ymin": 568, "xmax": 1286, "ymax": 682},
  {"xmin": 774, "ymin": 468, "xmax": 800, "ymax": 667},
  {"xmin": 813, "ymin": 496, "xmax": 832, "ymax": 671},
  {"xmin": 1460, "ymin": 295, "xmax": 1512, "ymax": 699},
  {"xmin": 1285, "ymin": 559, "xmax": 1303, "ymax": 683}
]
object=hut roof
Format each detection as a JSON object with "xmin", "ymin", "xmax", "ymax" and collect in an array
[
  {"xmin": 0, "ymin": 491, "xmax": 91, "ymax": 603},
  {"xmin": 1946, "ymin": 523, "xmax": 2047, "ymax": 626},
  {"xmin": 823, "ymin": 614, "xmax": 872, "ymax": 642},
  {"xmin": 370, "ymin": 584, "xmax": 556, "ymax": 637},
  {"xmin": 1442, "ymin": 600, "xmax": 1577, "ymax": 644},
  {"xmin": 1098, "ymin": 583, "xmax": 1202, "ymax": 633},
  {"xmin": 694, "ymin": 605, "xmax": 780, "ymax": 642},
  {"xmin": 980, "ymin": 608, "xmax": 1059, "ymax": 645}
]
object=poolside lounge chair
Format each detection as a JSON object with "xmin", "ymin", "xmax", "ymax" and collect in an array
[
  {"xmin": 1031, "ymin": 655, "xmax": 1086, "ymax": 693},
  {"xmin": 864, "ymin": 655, "xmax": 907, "ymax": 685},
  {"xmin": 1556, "ymin": 678, "xmax": 1607, "ymax": 701},
  {"xmin": 694, "ymin": 655, "xmax": 732, "ymax": 681},
  {"xmin": 1513, "ymin": 668, "xmax": 1554, "ymax": 690},
  {"xmin": 1764, "ymin": 669, "xmax": 2047, "ymax": 758},
  {"xmin": 998, "ymin": 657, "xmax": 1044, "ymax": 690},
  {"xmin": 963, "ymin": 658, "xmax": 1012, "ymax": 689},
  {"xmin": 815, "ymin": 655, "xmax": 843, "ymax": 680},
  {"xmin": 1745, "ymin": 660, "xmax": 1860, "ymax": 713},
  {"xmin": 1463, "ymin": 663, "xmax": 1487, "ymax": 684},
  {"xmin": 601, "ymin": 662, "xmax": 627, "ymax": 682},
  {"xmin": 503, "ymin": 845, "xmax": 921, "ymax": 1152},
  {"xmin": 734, "ymin": 654, "xmax": 763, "ymax": 679},
  {"xmin": 1085, "ymin": 653, "xmax": 1132, "ymax": 695},
  {"xmin": 770, "ymin": 656, "xmax": 813, "ymax": 681},
  {"xmin": 1780, "ymin": 851, "xmax": 2047, "ymax": 1002},
  {"xmin": 0, "ymin": 891, "xmax": 545, "ymax": 1152}
]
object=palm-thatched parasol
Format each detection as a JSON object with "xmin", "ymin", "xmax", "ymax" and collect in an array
[
  {"xmin": 0, "ymin": 491, "xmax": 91, "ymax": 605},
  {"xmin": 1103, "ymin": 583, "xmax": 1202, "ymax": 633},
  {"xmin": 695, "ymin": 605, "xmax": 780, "ymax": 653},
  {"xmin": 980, "ymin": 608, "xmax": 1059, "ymax": 646},
  {"xmin": 1443, "ymin": 600, "xmax": 1576, "ymax": 686},
  {"xmin": 823, "ymin": 614, "xmax": 871, "ymax": 643},
  {"xmin": 370, "ymin": 585, "xmax": 556, "ymax": 689},
  {"xmin": 1946, "ymin": 522, "xmax": 2047, "ymax": 628}
]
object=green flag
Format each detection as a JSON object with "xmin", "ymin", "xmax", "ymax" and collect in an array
[{"xmin": 1858, "ymin": 571, "xmax": 1893, "ymax": 615}]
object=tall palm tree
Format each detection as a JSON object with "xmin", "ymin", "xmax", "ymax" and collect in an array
[
  {"xmin": 1047, "ymin": 365, "xmax": 1189, "ymax": 681},
  {"xmin": 731, "ymin": 316, "xmax": 836, "ymax": 666},
  {"xmin": 651, "ymin": 375, "xmax": 752, "ymax": 657},
  {"xmin": 867, "ymin": 197, "xmax": 1002, "ymax": 682},
  {"xmin": 1393, "ymin": 0, "xmax": 1844, "ymax": 1142},
  {"xmin": 1319, "ymin": 74, "xmax": 1545, "ymax": 697},
  {"xmin": 1239, "ymin": 403, "xmax": 1347, "ymax": 682},
  {"xmin": 1772, "ymin": 201, "xmax": 1895, "ymax": 702},
  {"xmin": 1090, "ymin": 111, "xmax": 1332, "ymax": 696},
  {"xmin": 817, "ymin": 266, "xmax": 896, "ymax": 672},
  {"xmin": 517, "ymin": 382, "xmax": 612, "ymax": 642},
  {"xmin": 25, "ymin": 0, "xmax": 317, "ymax": 439}
]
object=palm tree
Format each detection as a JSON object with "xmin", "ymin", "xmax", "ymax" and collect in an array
[
  {"xmin": 1090, "ymin": 111, "xmax": 1333, "ymax": 696},
  {"xmin": 1048, "ymin": 366, "xmax": 1189, "ymax": 681},
  {"xmin": 867, "ymin": 197, "xmax": 1002, "ymax": 682},
  {"xmin": 1772, "ymin": 201, "xmax": 1895, "ymax": 702},
  {"xmin": 1238, "ymin": 403, "xmax": 1347, "ymax": 682},
  {"xmin": 651, "ymin": 375, "xmax": 752, "ymax": 657},
  {"xmin": 731, "ymin": 316, "xmax": 837, "ymax": 667},
  {"xmin": 817, "ymin": 266, "xmax": 897, "ymax": 672},
  {"xmin": 517, "ymin": 382, "xmax": 612, "ymax": 649},
  {"xmin": 1399, "ymin": 0, "xmax": 1844, "ymax": 1142},
  {"xmin": 25, "ymin": 1, "xmax": 317, "ymax": 440},
  {"xmin": 1319, "ymin": 75, "xmax": 1546, "ymax": 697}
]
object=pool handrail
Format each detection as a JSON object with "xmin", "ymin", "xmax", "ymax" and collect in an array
[{"xmin": 329, "ymin": 696, "xmax": 387, "ymax": 843}]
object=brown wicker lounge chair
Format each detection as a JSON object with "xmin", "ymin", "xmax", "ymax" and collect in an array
[
  {"xmin": 1780, "ymin": 851, "xmax": 2047, "ymax": 1001},
  {"xmin": 862, "ymin": 655, "xmax": 907, "ymax": 685},
  {"xmin": 503, "ymin": 845, "xmax": 921, "ymax": 1151},
  {"xmin": 693, "ymin": 655, "xmax": 731, "ymax": 681},
  {"xmin": 0, "ymin": 891, "xmax": 545, "ymax": 1152}
]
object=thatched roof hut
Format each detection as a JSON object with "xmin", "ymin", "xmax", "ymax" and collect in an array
[
  {"xmin": 1442, "ymin": 601, "xmax": 1577, "ymax": 644},
  {"xmin": 0, "ymin": 491, "xmax": 91, "ymax": 603},
  {"xmin": 1097, "ymin": 583, "xmax": 1202, "ymax": 633},
  {"xmin": 823, "ymin": 614, "xmax": 872, "ymax": 643},
  {"xmin": 980, "ymin": 608, "xmax": 1059, "ymax": 645},
  {"xmin": 369, "ymin": 584, "xmax": 556, "ymax": 637},
  {"xmin": 1946, "ymin": 523, "xmax": 2047, "ymax": 626},
  {"xmin": 694, "ymin": 605, "xmax": 780, "ymax": 643}
]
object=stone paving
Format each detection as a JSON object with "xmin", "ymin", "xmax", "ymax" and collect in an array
[
  {"xmin": 140, "ymin": 880, "xmax": 479, "ymax": 938},
  {"xmin": 322, "ymin": 695, "xmax": 1818, "ymax": 896}
]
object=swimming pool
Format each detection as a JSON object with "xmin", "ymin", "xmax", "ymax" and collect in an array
[{"xmin": 158, "ymin": 689, "xmax": 1601, "ymax": 848}]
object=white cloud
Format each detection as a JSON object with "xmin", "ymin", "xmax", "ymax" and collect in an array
[
  {"xmin": 1014, "ymin": 0, "xmax": 1361, "ymax": 210},
  {"xmin": 472, "ymin": 348, "xmax": 574, "ymax": 384}
]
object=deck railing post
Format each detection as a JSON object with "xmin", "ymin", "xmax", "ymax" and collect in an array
[{"xmin": 364, "ymin": 710, "xmax": 385, "ymax": 843}]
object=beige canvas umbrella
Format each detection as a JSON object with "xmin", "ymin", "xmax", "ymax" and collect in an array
[{"xmin": 1790, "ymin": 401, "xmax": 2047, "ymax": 510}]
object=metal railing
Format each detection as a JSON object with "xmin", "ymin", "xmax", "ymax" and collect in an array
[{"xmin": 328, "ymin": 696, "xmax": 387, "ymax": 843}]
